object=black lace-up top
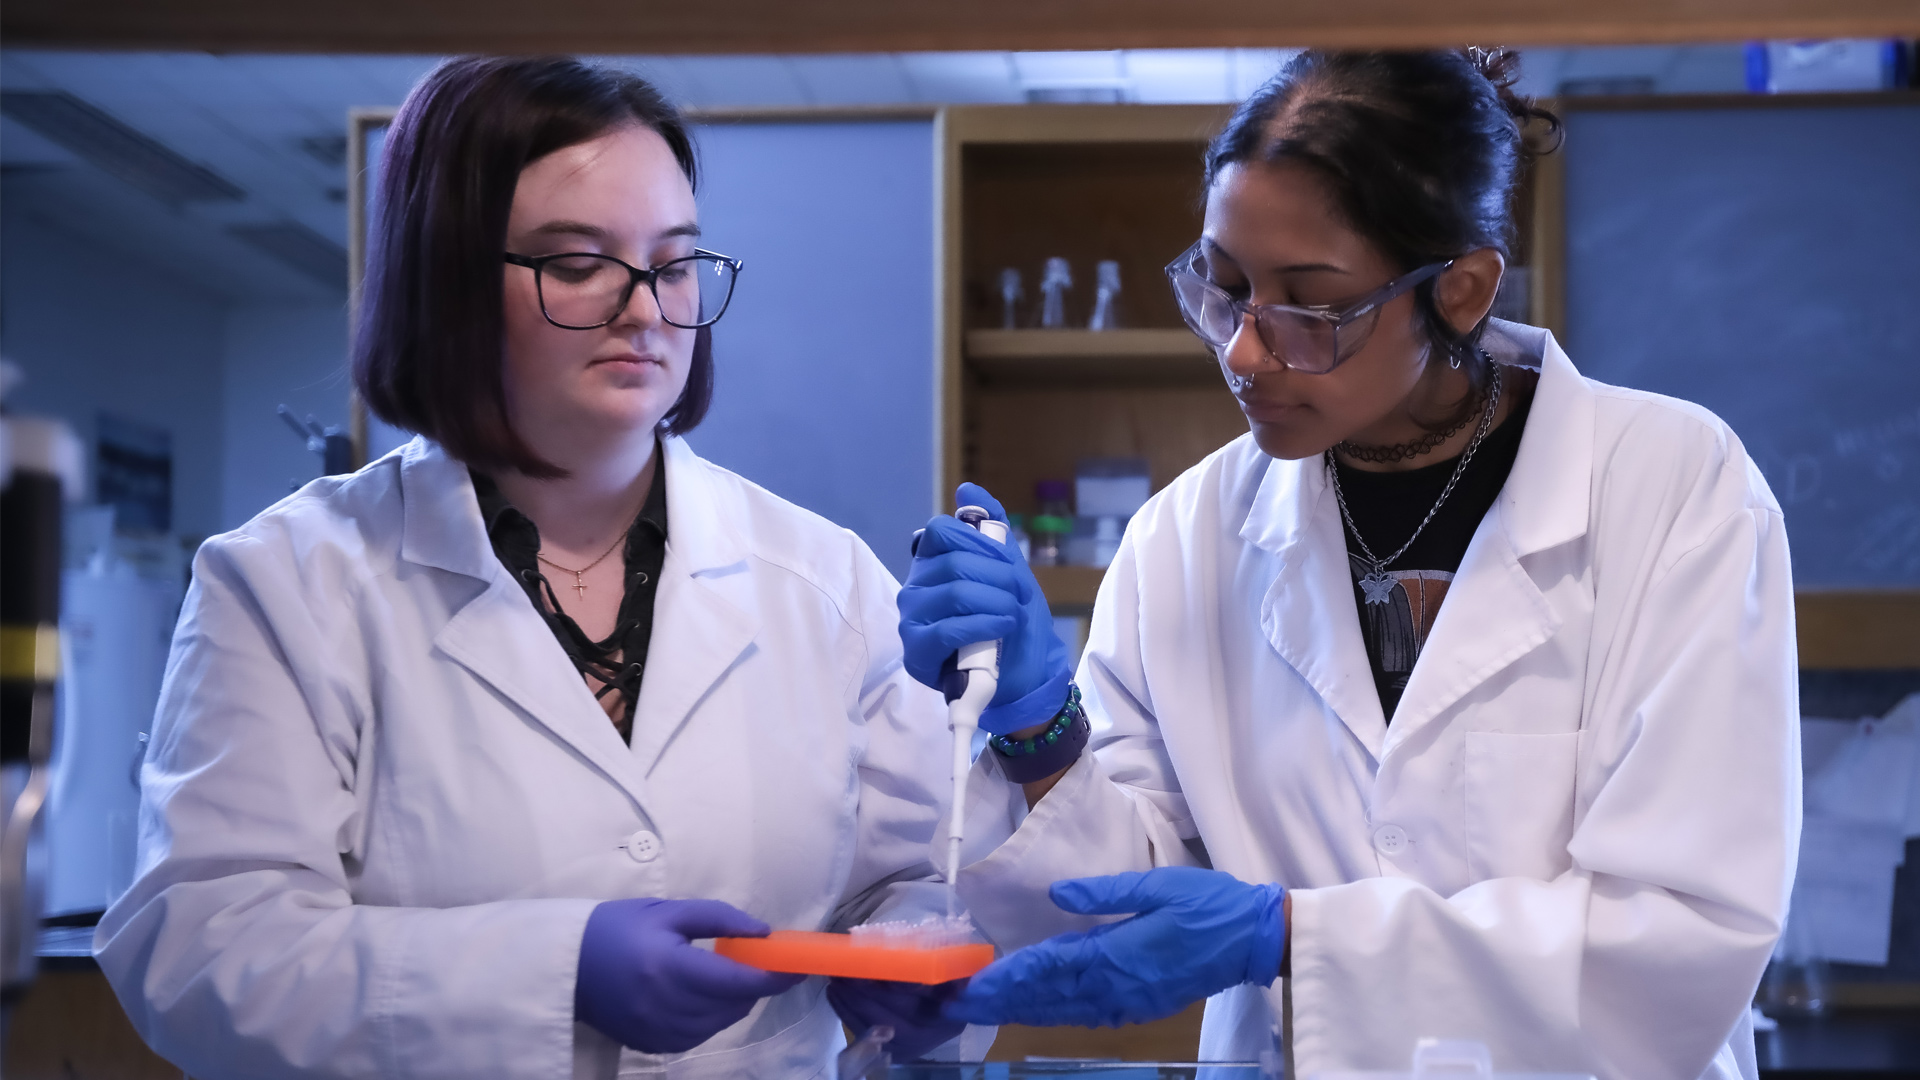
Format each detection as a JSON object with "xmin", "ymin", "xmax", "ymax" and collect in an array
[{"xmin": 470, "ymin": 466, "xmax": 668, "ymax": 743}]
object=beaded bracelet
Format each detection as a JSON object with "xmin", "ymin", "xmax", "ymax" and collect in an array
[{"xmin": 989, "ymin": 683, "xmax": 1090, "ymax": 784}]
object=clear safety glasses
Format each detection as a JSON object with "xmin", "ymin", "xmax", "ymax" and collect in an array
[
  {"xmin": 503, "ymin": 248, "xmax": 742, "ymax": 331},
  {"xmin": 1165, "ymin": 241, "xmax": 1451, "ymax": 376}
]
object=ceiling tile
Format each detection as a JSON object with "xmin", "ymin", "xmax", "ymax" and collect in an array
[
  {"xmin": 592, "ymin": 55, "xmax": 709, "ymax": 108},
  {"xmin": 783, "ymin": 53, "xmax": 917, "ymax": 106},
  {"xmin": 1514, "ymin": 48, "xmax": 1572, "ymax": 99},
  {"xmin": 335, "ymin": 55, "xmax": 442, "ymax": 107},
  {"xmin": 1228, "ymin": 49, "xmax": 1295, "ymax": 99},
  {"xmin": 897, "ymin": 52, "xmax": 1023, "ymax": 104},
  {"xmin": 662, "ymin": 55, "xmax": 809, "ymax": 108},
  {"xmin": 1011, "ymin": 50, "xmax": 1124, "ymax": 88},
  {"xmin": 1121, "ymin": 49, "xmax": 1233, "ymax": 104},
  {"xmin": 1662, "ymin": 44, "xmax": 1750, "ymax": 93}
]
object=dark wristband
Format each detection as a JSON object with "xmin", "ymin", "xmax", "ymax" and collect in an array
[{"xmin": 989, "ymin": 683, "xmax": 1089, "ymax": 784}]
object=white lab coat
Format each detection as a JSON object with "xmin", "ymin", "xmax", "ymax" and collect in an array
[
  {"xmin": 947, "ymin": 322, "xmax": 1800, "ymax": 1080},
  {"xmin": 95, "ymin": 434, "xmax": 956, "ymax": 1079}
]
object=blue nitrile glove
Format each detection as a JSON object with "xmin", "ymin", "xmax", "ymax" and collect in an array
[
  {"xmin": 898, "ymin": 482, "xmax": 1073, "ymax": 735},
  {"xmin": 576, "ymin": 898, "xmax": 805, "ymax": 1054},
  {"xmin": 827, "ymin": 977, "xmax": 969, "ymax": 1061},
  {"xmin": 943, "ymin": 867, "xmax": 1285, "ymax": 1028}
]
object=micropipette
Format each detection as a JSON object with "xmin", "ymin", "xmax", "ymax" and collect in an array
[{"xmin": 942, "ymin": 505, "xmax": 1006, "ymax": 918}]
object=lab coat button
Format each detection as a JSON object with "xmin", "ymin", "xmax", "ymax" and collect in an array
[
  {"xmin": 624, "ymin": 830, "xmax": 662, "ymax": 863},
  {"xmin": 1372, "ymin": 824, "xmax": 1408, "ymax": 855}
]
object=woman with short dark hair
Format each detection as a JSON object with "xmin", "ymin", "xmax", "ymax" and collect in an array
[
  {"xmin": 97, "ymin": 56, "xmax": 967, "ymax": 1078},
  {"xmin": 901, "ymin": 49, "xmax": 1796, "ymax": 1078}
]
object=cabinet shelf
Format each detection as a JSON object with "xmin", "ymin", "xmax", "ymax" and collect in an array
[
  {"xmin": 965, "ymin": 328, "xmax": 1214, "ymax": 381},
  {"xmin": 1033, "ymin": 565, "xmax": 1105, "ymax": 610}
]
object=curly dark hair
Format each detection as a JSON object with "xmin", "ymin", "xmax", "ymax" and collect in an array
[{"xmin": 1205, "ymin": 48, "xmax": 1563, "ymax": 399}]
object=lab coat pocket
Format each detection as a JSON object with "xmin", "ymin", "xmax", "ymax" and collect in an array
[{"xmin": 1464, "ymin": 731, "xmax": 1578, "ymax": 883}]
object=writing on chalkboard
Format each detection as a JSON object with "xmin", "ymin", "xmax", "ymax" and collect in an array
[{"xmin": 1562, "ymin": 103, "xmax": 1920, "ymax": 587}]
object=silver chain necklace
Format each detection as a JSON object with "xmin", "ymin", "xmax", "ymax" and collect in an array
[{"xmin": 1327, "ymin": 363, "xmax": 1504, "ymax": 606}]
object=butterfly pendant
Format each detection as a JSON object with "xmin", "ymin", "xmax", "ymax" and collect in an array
[{"xmin": 1359, "ymin": 570, "xmax": 1398, "ymax": 606}]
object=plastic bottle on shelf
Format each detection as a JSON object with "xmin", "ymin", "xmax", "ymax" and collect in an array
[
  {"xmin": 998, "ymin": 268, "xmax": 1024, "ymax": 330},
  {"xmin": 1088, "ymin": 260, "xmax": 1122, "ymax": 330},
  {"xmin": 1029, "ymin": 480, "xmax": 1074, "ymax": 567},
  {"xmin": 1092, "ymin": 516, "xmax": 1123, "ymax": 567},
  {"xmin": 1005, "ymin": 513, "xmax": 1033, "ymax": 563},
  {"xmin": 1038, "ymin": 258, "xmax": 1072, "ymax": 329}
]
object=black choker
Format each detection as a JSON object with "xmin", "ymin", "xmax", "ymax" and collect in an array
[{"xmin": 1337, "ymin": 386, "xmax": 1489, "ymax": 464}]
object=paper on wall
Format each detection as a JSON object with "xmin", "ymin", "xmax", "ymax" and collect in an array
[{"xmin": 1785, "ymin": 696, "xmax": 1919, "ymax": 967}]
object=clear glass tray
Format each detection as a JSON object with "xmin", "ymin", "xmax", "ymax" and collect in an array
[{"xmin": 884, "ymin": 1066, "xmax": 1268, "ymax": 1078}]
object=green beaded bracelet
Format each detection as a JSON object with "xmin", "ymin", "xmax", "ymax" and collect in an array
[{"xmin": 989, "ymin": 684, "xmax": 1082, "ymax": 757}]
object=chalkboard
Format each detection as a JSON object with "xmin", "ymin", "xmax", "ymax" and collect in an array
[{"xmin": 1560, "ymin": 100, "xmax": 1920, "ymax": 587}]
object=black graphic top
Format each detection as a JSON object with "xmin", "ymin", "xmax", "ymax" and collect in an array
[
  {"xmin": 1333, "ymin": 382, "xmax": 1533, "ymax": 721},
  {"xmin": 472, "ymin": 465, "xmax": 668, "ymax": 743}
]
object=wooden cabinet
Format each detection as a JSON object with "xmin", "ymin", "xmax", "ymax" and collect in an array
[{"xmin": 936, "ymin": 105, "xmax": 1248, "ymax": 612}]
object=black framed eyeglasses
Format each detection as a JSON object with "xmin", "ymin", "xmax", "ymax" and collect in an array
[
  {"xmin": 503, "ymin": 248, "xmax": 743, "ymax": 331},
  {"xmin": 1165, "ymin": 241, "xmax": 1452, "ymax": 375}
]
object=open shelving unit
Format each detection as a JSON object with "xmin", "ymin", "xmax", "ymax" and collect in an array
[{"xmin": 936, "ymin": 105, "xmax": 1247, "ymax": 613}]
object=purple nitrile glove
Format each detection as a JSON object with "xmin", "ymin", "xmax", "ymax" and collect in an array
[
  {"xmin": 827, "ymin": 977, "xmax": 970, "ymax": 1061},
  {"xmin": 898, "ymin": 482, "xmax": 1073, "ymax": 735},
  {"xmin": 575, "ymin": 898, "xmax": 804, "ymax": 1054}
]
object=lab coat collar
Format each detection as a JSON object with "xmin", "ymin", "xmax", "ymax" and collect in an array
[
  {"xmin": 395, "ymin": 433, "xmax": 749, "ymax": 576},
  {"xmin": 396, "ymin": 436, "xmax": 658, "ymax": 815},
  {"xmin": 1380, "ymin": 322, "xmax": 1592, "ymax": 744},
  {"xmin": 655, "ymin": 434, "xmax": 751, "ymax": 573},
  {"xmin": 628, "ymin": 436, "xmax": 759, "ymax": 777},
  {"xmin": 397, "ymin": 435, "xmax": 496, "ymax": 580},
  {"xmin": 1376, "ymin": 322, "xmax": 1595, "ymax": 747},
  {"xmin": 395, "ymin": 435, "xmax": 762, "ymax": 809},
  {"xmin": 1234, "ymin": 320, "xmax": 1596, "ymax": 761},
  {"xmin": 1242, "ymin": 455, "xmax": 1390, "ymax": 760},
  {"xmin": 1484, "ymin": 318, "xmax": 1593, "ymax": 559}
]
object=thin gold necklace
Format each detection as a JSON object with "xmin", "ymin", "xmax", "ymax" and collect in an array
[{"xmin": 538, "ymin": 530, "xmax": 627, "ymax": 602}]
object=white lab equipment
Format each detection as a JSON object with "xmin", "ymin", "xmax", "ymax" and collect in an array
[
  {"xmin": 45, "ymin": 557, "xmax": 178, "ymax": 916},
  {"xmin": 943, "ymin": 504, "xmax": 1005, "ymax": 916},
  {"xmin": 1069, "ymin": 458, "xmax": 1150, "ymax": 569},
  {"xmin": 1039, "ymin": 258, "xmax": 1072, "ymax": 328},
  {"xmin": 1773, "ymin": 697, "xmax": 1919, "ymax": 969},
  {"xmin": 1075, "ymin": 457, "xmax": 1151, "ymax": 520},
  {"xmin": 1, "ymin": 403, "xmax": 85, "ymax": 1011},
  {"xmin": 1756, "ymin": 39, "xmax": 1902, "ymax": 93}
]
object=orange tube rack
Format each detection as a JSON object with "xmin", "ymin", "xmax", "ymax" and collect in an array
[{"xmin": 714, "ymin": 930, "xmax": 995, "ymax": 985}]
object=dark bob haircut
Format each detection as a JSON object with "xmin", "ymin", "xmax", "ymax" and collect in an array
[
  {"xmin": 1206, "ymin": 48, "xmax": 1561, "ymax": 388},
  {"xmin": 353, "ymin": 56, "xmax": 711, "ymax": 478}
]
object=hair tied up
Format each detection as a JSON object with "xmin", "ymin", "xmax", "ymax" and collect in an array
[{"xmin": 1463, "ymin": 45, "xmax": 1565, "ymax": 160}]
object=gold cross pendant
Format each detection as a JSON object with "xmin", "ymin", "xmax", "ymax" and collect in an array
[{"xmin": 570, "ymin": 572, "xmax": 587, "ymax": 600}]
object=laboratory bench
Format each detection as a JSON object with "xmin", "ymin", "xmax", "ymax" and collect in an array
[
  {"xmin": 1755, "ymin": 1012, "xmax": 1920, "ymax": 1076},
  {"xmin": 14, "ymin": 929, "xmax": 1920, "ymax": 1079}
]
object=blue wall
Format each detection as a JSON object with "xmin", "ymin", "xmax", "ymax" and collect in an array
[
  {"xmin": 1562, "ymin": 103, "xmax": 1920, "ymax": 587},
  {"xmin": 689, "ymin": 119, "xmax": 936, "ymax": 579},
  {"xmin": 219, "ymin": 301, "xmax": 355, "ymax": 530},
  {"xmin": 0, "ymin": 211, "xmax": 230, "ymax": 539}
]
